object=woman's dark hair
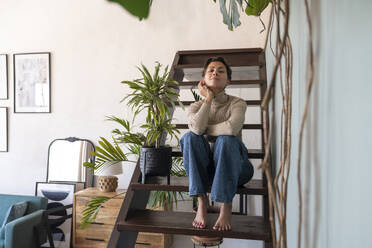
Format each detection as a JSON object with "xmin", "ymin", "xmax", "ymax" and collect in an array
[{"xmin": 202, "ymin": 57, "xmax": 232, "ymax": 81}]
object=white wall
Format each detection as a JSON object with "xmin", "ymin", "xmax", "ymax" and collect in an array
[
  {"xmin": 266, "ymin": 0, "xmax": 372, "ymax": 247},
  {"xmin": 0, "ymin": 1, "xmax": 270, "ymax": 247},
  {"xmin": 0, "ymin": 0, "xmax": 269, "ymax": 194}
]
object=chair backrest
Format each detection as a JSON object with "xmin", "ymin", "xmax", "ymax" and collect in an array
[{"xmin": 0, "ymin": 194, "xmax": 47, "ymax": 224}]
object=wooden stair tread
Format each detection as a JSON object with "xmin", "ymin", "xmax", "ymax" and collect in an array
[
  {"xmin": 176, "ymin": 100, "xmax": 262, "ymax": 106},
  {"xmin": 178, "ymin": 80, "xmax": 265, "ymax": 87},
  {"xmin": 175, "ymin": 48, "xmax": 263, "ymax": 55},
  {"xmin": 174, "ymin": 63, "xmax": 264, "ymax": 68},
  {"xmin": 171, "ymin": 147, "xmax": 264, "ymax": 159},
  {"xmin": 130, "ymin": 177, "xmax": 267, "ymax": 195},
  {"xmin": 175, "ymin": 124, "xmax": 263, "ymax": 130},
  {"xmin": 117, "ymin": 209, "xmax": 270, "ymax": 241}
]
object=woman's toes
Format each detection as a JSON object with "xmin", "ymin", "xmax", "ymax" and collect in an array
[{"xmin": 193, "ymin": 220, "xmax": 205, "ymax": 229}]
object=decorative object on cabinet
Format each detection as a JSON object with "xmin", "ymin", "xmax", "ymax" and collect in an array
[
  {"xmin": 36, "ymin": 182, "xmax": 84, "ymax": 248},
  {"xmin": 0, "ymin": 107, "xmax": 7, "ymax": 152},
  {"xmin": 0, "ymin": 54, "xmax": 8, "ymax": 99},
  {"xmin": 73, "ymin": 187, "xmax": 171, "ymax": 248},
  {"xmin": 13, "ymin": 52, "xmax": 51, "ymax": 113},
  {"xmin": 95, "ymin": 161, "xmax": 123, "ymax": 192},
  {"xmin": 83, "ymin": 136, "xmax": 127, "ymax": 189},
  {"xmin": 47, "ymin": 137, "xmax": 95, "ymax": 188}
]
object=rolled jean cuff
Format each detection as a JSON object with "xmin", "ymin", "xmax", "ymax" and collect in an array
[
  {"xmin": 210, "ymin": 195, "xmax": 232, "ymax": 203},
  {"xmin": 189, "ymin": 191, "xmax": 207, "ymax": 198}
]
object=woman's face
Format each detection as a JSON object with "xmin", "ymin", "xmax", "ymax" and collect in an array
[{"xmin": 203, "ymin": 61, "xmax": 229, "ymax": 93}]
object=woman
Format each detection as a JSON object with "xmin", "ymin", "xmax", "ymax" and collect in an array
[{"xmin": 180, "ymin": 57, "xmax": 254, "ymax": 231}]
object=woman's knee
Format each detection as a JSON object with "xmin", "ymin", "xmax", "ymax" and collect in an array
[
  {"xmin": 181, "ymin": 131, "xmax": 203, "ymax": 142},
  {"xmin": 215, "ymin": 135, "xmax": 240, "ymax": 148},
  {"xmin": 180, "ymin": 131, "xmax": 207, "ymax": 150}
]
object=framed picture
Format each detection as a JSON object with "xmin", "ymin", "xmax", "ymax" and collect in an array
[
  {"xmin": 14, "ymin": 52, "xmax": 51, "ymax": 113},
  {"xmin": 0, "ymin": 107, "xmax": 7, "ymax": 152},
  {"xmin": 0, "ymin": 54, "xmax": 8, "ymax": 99},
  {"xmin": 35, "ymin": 182, "xmax": 84, "ymax": 248}
]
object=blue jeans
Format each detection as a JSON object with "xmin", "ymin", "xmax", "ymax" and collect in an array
[{"xmin": 180, "ymin": 131, "xmax": 254, "ymax": 203}]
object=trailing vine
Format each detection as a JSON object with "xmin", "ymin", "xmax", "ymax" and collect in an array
[{"xmin": 261, "ymin": 0, "xmax": 315, "ymax": 247}]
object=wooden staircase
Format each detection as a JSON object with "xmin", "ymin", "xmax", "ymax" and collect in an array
[{"xmin": 108, "ymin": 48, "xmax": 272, "ymax": 248}]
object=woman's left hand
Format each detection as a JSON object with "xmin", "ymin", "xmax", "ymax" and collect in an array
[{"xmin": 198, "ymin": 80, "xmax": 214, "ymax": 103}]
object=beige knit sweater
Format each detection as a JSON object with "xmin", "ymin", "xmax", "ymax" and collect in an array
[{"xmin": 188, "ymin": 91, "xmax": 247, "ymax": 141}]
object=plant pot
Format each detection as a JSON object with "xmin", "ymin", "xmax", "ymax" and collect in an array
[{"xmin": 140, "ymin": 146, "xmax": 172, "ymax": 178}]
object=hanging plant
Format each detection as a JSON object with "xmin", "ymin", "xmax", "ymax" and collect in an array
[
  {"xmin": 244, "ymin": 0, "xmax": 272, "ymax": 16},
  {"xmin": 107, "ymin": 0, "xmax": 152, "ymax": 20},
  {"xmin": 107, "ymin": 0, "xmax": 271, "ymax": 31}
]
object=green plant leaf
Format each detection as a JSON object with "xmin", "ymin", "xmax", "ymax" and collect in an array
[
  {"xmin": 117, "ymin": 62, "xmax": 182, "ymax": 148},
  {"xmin": 80, "ymin": 196, "xmax": 110, "ymax": 229},
  {"xmin": 80, "ymin": 192, "xmax": 126, "ymax": 229},
  {"xmin": 191, "ymin": 89, "xmax": 202, "ymax": 101},
  {"xmin": 83, "ymin": 137, "xmax": 128, "ymax": 171},
  {"xmin": 107, "ymin": 0, "xmax": 151, "ymax": 20},
  {"xmin": 245, "ymin": 0, "xmax": 271, "ymax": 16}
]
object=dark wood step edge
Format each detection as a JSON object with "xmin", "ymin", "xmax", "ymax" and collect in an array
[
  {"xmin": 175, "ymin": 124, "xmax": 263, "ymax": 130},
  {"xmin": 178, "ymin": 80, "xmax": 265, "ymax": 87},
  {"xmin": 172, "ymin": 149, "xmax": 264, "ymax": 159},
  {"xmin": 176, "ymin": 48, "xmax": 263, "ymax": 55},
  {"xmin": 174, "ymin": 63, "xmax": 265, "ymax": 69},
  {"xmin": 130, "ymin": 178, "xmax": 267, "ymax": 195},
  {"xmin": 176, "ymin": 100, "xmax": 262, "ymax": 106},
  {"xmin": 117, "ymin": 209, "xmax": 271, "ymax": 241}
]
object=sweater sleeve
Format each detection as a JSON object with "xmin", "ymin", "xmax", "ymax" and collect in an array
[
  {"xmin": 187, "ymin": 100, "xmax": 211, "ymax": 135},
  {"xmin": 207, "ymin": 99, "xmax": 247, "ymax": 136}
]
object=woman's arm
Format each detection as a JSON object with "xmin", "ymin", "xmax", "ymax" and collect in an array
[
  {"xmin": 207, "ymin": 99, "xmax": 247, "ymax": 136},
  {"xmin": 188, "ymin": 100, "xmax": 211, "ymax": 135},
  {"xmin": 187, "ymin": 80, "xmax": 214, "ymax": 135}
]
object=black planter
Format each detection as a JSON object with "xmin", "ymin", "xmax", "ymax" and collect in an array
[{"xmin": 140, "ymin": 146, "xmax": 172, "ymax": 183}]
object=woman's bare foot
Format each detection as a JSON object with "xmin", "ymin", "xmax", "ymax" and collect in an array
[
  {"xmin": 193, "ymin": 195, "xmax": 208, "ymax": 229},
  {"xmin": 213, "ymin": 202, "xmax": 232, "ymax": 231}
]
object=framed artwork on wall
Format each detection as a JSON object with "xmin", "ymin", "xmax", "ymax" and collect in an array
[
  {"xmin": 0, "ymin": 107, "xmax": 7, "ymax": 152},
  {"xmin": 0, "ymin": 54, "xmax": 8, "ymax": 100},
  {"xmin": 13, "ymin": 52, "xmax": 51, "ymax": 113},
  {"xmin": 35, "ymin": 182, "xmax": 84, "ymax": 248}
]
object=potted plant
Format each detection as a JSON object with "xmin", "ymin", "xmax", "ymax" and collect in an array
[
  {"xmin": 121, "ymin": 62, "xmax": 182, "ymax": 181},
  {"xmin": 80, "ymin": 62, "xmax": 185, "ymax": 227}
]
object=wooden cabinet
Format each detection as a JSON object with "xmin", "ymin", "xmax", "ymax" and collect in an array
[
  {"xmin": 73, "ymin": 187, "xmax": 172, "ymax": 248},
  {"xmin": 73, "ymin": 188, "xmax": 125, "ymax": 248}
]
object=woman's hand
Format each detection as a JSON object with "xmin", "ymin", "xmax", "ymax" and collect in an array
[{"xmin": 198, "ymin": 80, "xmax": 214, "ymax": 103}]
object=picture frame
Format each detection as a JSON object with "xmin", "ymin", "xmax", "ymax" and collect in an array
[
  {"xmin": 0, "ymin": 107, "xmax": 7, "ymax": 152},
  {"xmin": 35, "ymin": 182, "xmax": 84, "ymax": 248},
  {"xmin": 0, "ymin": 54, "xmax": 8, "ymax": 100},
  {"xmin": 13, "ymin": 52, "xmax": 51, "ymax": 113}
]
